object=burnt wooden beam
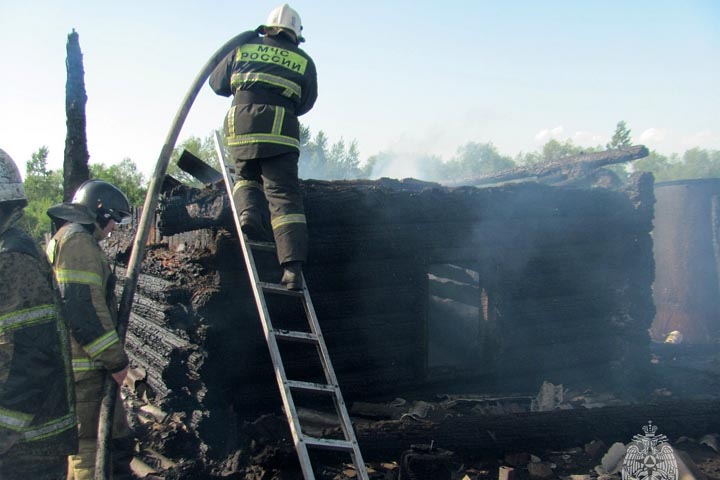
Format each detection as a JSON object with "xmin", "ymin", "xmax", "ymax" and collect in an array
[
  {"xmin": 348, "ymin": 399, "xmax": 720, "ymax": 460},
  {"xmin": 161, "ymin": 175, "xmax": 183, "ymax": 193},
  {"xmin": 157, "ymin": 177, "xmax": 646, "ymax": 237},
  {"xmin": 443, "ymin": 145, "xmax": 649, "ymax": 187}
]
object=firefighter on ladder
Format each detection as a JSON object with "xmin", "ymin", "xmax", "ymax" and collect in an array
[
  {"xmin": 0, "ymin": 148, "xmax": 77, "ymax": 479},
  {"xmin": 209, "ymin": 3, "xmax": 318, "ymax": 290}
]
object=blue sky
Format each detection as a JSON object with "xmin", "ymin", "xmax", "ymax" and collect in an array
[{"xmin": 1, "ymin": 0, "xmax": 718, "ymax": 179}]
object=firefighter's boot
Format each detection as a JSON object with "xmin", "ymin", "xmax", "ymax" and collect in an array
[{"xmin": 281, "ymin": 261, "xmax": 303, "ymax": 291}]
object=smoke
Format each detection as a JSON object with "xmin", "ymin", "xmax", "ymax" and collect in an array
[{"xmin": 367, "ymin": 151, "xmax": 444, "ymax": 182}]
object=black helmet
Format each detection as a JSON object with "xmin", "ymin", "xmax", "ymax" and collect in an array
[{"xmin": 72, "ymin": 179, "xmax": 132, "ymax": 226}]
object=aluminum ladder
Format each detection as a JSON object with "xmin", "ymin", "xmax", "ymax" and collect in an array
[{"xmin": 214, "ymin": 132, "xmax": 369, "ymax": 480}]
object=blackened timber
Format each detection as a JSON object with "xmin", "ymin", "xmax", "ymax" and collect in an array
[
  {"xmin": 124, "ymin": 313, "xmax": 195, "ymax": 401},
  {"xmin": 177, "ymin": 150, "xmax": 223, "ymax": 186},
  {"xmin": 161, "ymin": 175, "xmax": 183, "ymax": 193},
  {"xmin": 114, "ymin": 266, "xmax": 185, "ymax": 303},
  {"xmin": 158, "ymin": 186, "xmax": 229, "ymax": 236},
  {"xmin": 442, "ymin": 145, "xmax": 649, "ymax": 187},
  {"xmin": 157, "ymin": 178, "xmax": 641, "ymax": 236},
  {"xmin": 348, "ymin": 399, "xmax": 720, "ymax": 461}
]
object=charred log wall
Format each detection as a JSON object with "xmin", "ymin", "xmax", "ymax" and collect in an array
[{"xmin": 121, "ymin": 174, "xmax": 655, "ymax": 458}]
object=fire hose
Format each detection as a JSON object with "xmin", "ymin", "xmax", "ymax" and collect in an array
[{"xmin": 94, "ymin": 31, "xmax": 254, "ymax": 479}]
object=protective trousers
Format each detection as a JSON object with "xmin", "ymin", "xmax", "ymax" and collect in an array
[
  {"xmin": 232, "ymin": 151, "xmax": 308, "ymax": 265},
  {"xmin": 66, "ymin": 373, "xmax": 129, "ymax": 480}
]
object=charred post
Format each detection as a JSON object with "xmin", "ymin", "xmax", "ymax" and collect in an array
[{"xmin": 63, "ymin": 29, "xmax": 90, "ymax": 201}]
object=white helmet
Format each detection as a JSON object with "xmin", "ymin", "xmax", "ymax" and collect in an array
[
  {"xmin": 263, "ymin": 4, "xmax": 304, "ymax": 43},
  {"xmin": 0, "ymin": 148, "xmax": 27, "ymax": 205}
]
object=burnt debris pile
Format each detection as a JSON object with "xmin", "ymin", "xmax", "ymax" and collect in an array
[{"xmin": 109, "ymin": 171, "xmax": 684, "ymax": 477}]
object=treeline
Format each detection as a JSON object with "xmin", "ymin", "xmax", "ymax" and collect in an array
[
  {"xmin": 362, "ymin": 121, "xmax": 720, "ymax": 183},
  {"xmin": 300, "ymin": 120, "xmax": 720, "ymax": 184},
  {"xmin": 18, "ymin": 122, "xmax": 720, "ymax": 240},
  {"xmin": 632, "ymin": 148, "xmax": 720, "ymax": 182},
  {"xmin": 20, "ymin": 146, "xmax": 146, "ymax": 240}
]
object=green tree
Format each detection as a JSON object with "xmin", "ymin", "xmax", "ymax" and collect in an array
[
  {"xmin": 602, "ymin": 121, "xmax": 634, "ymax": 180},
  {"xmin": 632, "ymin": 148, "xmax": 720, "ymax": 182},
  {"xmin": 20, "ymin": 146, "xmax": 64, "ymax": 240},
  {"xmin": 677, "ymin": 148, "xmax": 720, "ymax": 179},
  {"xmin": 299, "ymin": 129, "xmax": 329, "ymax": 179},
  {"xmin": 19, "ymin": 147, "xmax": 150, "ymax": 242},
  {"xmin": 632, "ymin": 150, "xmax": 673, "ymax": 180},
  {"xmin": 90, "ymin": 158, "xmax": 147, "ymax": 206},
  {"xmin": 299, "ymin": 127, "xmax": 363, "ymax": 180},
  {"xmin": 326, "ymin": 138, "xmax": 361, "ymax": 179},
  {"xmin": 541, "ymin": 139, "xmax": 587, "ymax": 163},
  {"xmin": 607, "ymin": 121, "xmax": 632, "ymax": 149},
  {"xmin": 516, "ymin": 139, "xmax": 589, "ymax": 165},
  {"xmin": 445, "ymin": 142, "xmax": 514, "ymax": 179}
]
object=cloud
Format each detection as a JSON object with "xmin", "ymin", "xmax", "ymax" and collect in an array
[
  {"xmin": 639, "ymin": 128, "xmax": 668, "ymax": 144},
  {"xmin": 533, "ymin": 127, "xmax": 604, "ymax": 148},
  {"xmin": 534, "ymin": 126, "xmax": 564, "ymax": 143},
  {"xmin": 573, "ymin": 130, "xmax": 604, "ymax": 146}
]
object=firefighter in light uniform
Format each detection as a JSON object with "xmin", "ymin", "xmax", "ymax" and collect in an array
[
  {"xmin": 210, "ymin": 3, "xmax": 318, "ymax": 290},
  {"xmin": 0, "ymin": 148, "xmax": 77, "ymax": 479},
  {"xmin": 45, "ymin": 179, "xmax": 131, "ymax": 480}
]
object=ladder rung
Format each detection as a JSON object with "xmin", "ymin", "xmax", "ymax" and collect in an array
[
  {"xmin": 302, "ymin": 436, "xmax": 354, "ymax": 452},
  {"xmin": 258, "ymin": 281, "xmax": 304, "ymax": 297},
  {"xmin": 273, "ymin": 330, "xmax": 318, "ymax": 344},
  {"xmin": 286, "ymin": 380, "xmax": 336, "ymax": 395},
  {"xmin": 246, "ymin": 240, "xmax": 276, "ymax": 252}
]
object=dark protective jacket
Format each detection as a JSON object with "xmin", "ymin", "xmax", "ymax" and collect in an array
[
  {"xmin": 209, "ymin": 29, "xmax": 318, "ymax": 160},
  {"xmin": 0, "ymin": 226, "xmax": 77, "ymax": 457},
  {"xmin": 46, "ymin": 223, "xmax": 128, "ymax": 381}
]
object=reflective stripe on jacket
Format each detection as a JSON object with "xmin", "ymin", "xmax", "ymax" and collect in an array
[
  {"xmin": 209, "ymin": 30, "xmax": 318, "ymax": 160},
  {"xmin": 46, "ymin": 223, "xmax": 128, "ymax": 378}
]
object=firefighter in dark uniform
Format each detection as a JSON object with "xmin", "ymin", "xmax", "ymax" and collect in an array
[
  {"xmin": 45, "ymin": 180, "xmax": 131, "ymax": 480},
  {"xmin": 210, "ymin": 3, "xmax": 318, "ymax": 290},
  {"xmin": 0, "ymin": 148, "xmax": 77, "ymax": 479}
]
